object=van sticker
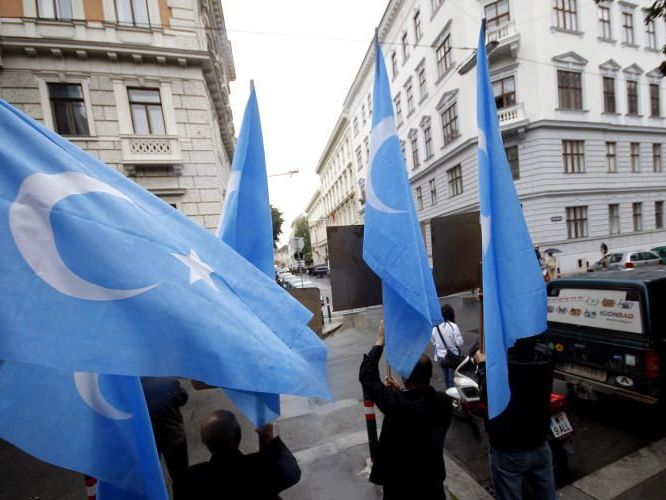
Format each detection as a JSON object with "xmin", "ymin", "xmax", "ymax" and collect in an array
[
  {"xmin": 625, "ymin": 354, "xmax": 636, "ymax": 366},
  {"xmin": 616, "ymin": 376, "xmax": 634, "ymax": 387},
  {"xmin": 548, "ymin": 288, "xmax": 643, "ymax": 334}
]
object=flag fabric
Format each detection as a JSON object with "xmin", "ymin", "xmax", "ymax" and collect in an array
[
  {"xmin": 218, "ymin": 81, "xmax": 280, "ymax": 426},
  {"xmin": 476, "ymin": 21, "xmax": 547, "ymax": 418},
  {"xmin": 362, "ymin": 36, "xmax": 442, "ymax": 378},
  {"xmin": 0, "ymin": 361, "xmax": 167, "ymax": 499},
  {"xmin": 0, "ymin": 98, "xmax": 330, "ymax": 401}
]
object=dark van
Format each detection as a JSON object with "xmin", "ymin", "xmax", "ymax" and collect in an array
[{"xmin": 541, "ymin": 268, "xmax": 666, "ymax": 405}]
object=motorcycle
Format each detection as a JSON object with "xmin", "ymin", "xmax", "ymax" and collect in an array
[{"xmin": 445, "ymin": 355, "xmax": 574, "ymax": 484}]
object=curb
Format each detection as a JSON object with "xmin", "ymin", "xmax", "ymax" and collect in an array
[
  {"xmin": 445, "ymin": 452, "xmax": 493, "ymax": 500},
  {"xmin": 322, "ymin": 320, "xmax": 343, "ymax": 338}
]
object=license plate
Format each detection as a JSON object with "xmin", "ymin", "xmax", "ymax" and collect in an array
[
  {"xmin": 550, "ymin": 412, "xmax": 573, "ymax": 439},
  {"xmin": 562, "ymin": 363, "xmax": 607, "ymax": 382}
]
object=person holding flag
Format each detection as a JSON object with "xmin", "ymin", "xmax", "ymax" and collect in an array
[
  {"xmin": 475, "ymin": 19, "xmax": 554, "ymax": 500},
  {"xmin": 359, "ymin": 34, "xmax": 452, "ymax": 500}
]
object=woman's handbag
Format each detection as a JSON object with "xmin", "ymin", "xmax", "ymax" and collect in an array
[{"xmin": 435, "ymin": 324, "xmax": 464, "ymax": 369}]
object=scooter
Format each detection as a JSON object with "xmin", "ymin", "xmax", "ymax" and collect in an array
[{"xmin": 445, "ymin": 355, "xmax": 575, "ymax": 484}]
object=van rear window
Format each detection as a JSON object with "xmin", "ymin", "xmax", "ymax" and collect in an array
[{"xmin": 547, "ymin": 287, "xmax": 644, "ymax": 334}]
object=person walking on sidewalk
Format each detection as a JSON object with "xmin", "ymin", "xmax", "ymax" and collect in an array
[
  {"xmin": 359, "ymin": 321, "xmax": 453, "ymax": 499},
  {"xmin": 544, "ymin": 251, "xmax": 557, "ymax": 282},
  {"xmin": 431, "ymin": 304, "xmax": 464, "ymax": 389}
]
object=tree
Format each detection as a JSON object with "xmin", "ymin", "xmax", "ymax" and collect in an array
[
  {"xmin": 596, "ymin": 1, "xmax": 666, "ymax": 74},
  {"xmin": 271, "ymin": 205, "xmax": 284, "ymax": 249},
  {"xmin": 293, "ymin": 216, "xmax": 313, "ymax": 265}
]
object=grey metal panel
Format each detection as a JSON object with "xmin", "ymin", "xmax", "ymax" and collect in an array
[
  {"xmin": 431, "ymin": 212, "xmax": 482, "ymax": 296},
  {"xmin": 327, "ymin": 225, "xmax": 382, "ymax": 311}
]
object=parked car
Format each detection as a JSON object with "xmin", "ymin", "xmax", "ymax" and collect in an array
[
  {"xmin": 539, "ymin": 268, "xmax": 666, "ymax": 406},
  {"xmin": 312, "ymin": 265, "xmax": 329, "ymax": 278},
  {"xmin": 651, "ymin": 246, "xmax": 666, "ymax": 265},
  {"xmin": 587, "ymin": 250, "xmax": 662, "ymax": 272}
]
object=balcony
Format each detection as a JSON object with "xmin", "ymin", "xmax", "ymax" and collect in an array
[
  {"xmin": 121, "ymin": 136, "xmax": 183, "ymax": 175},
  {"xmin": 498, "ymin": 103, "xmax": 527, "ymax": 128},
  {"xmin": 486, "ymin": 21, "xmax": 520, "ymax": 59}
]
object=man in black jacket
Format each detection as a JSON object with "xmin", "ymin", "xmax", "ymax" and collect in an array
[
  {"xmin": 185, "ymin": 410, "xmax": 300, "ymax": 499},
  {"xmin": 475, "ymin": 337, "xmax": 555, "ymax": 500},
  {"xmin": 359, "ymin": 321, "xmax": 452, "ymax": 499}
]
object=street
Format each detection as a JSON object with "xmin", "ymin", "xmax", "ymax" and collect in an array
[{"xmin": 1, "ymin": 288, "xmax": 665, "ymax": 499}]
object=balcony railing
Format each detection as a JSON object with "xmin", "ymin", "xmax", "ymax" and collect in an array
[
  {"xmin": 486, "ymin": 20, "xmax": 517, "ymax": 44},
  {"xmin": 121, "ymin": 136, "xmax": 183, "ymax": 175},
  {"xmin": 498, "ymin": 103, "xmax": 525, "ymax": 127}
]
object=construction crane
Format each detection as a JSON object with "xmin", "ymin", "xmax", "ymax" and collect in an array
[{"xmin": 267, "ymin": 169, "xmax": 299, "ymax": 178}]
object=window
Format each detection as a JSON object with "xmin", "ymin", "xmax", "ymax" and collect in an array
[
  {"xmin": 416, "ymin": 186, "xmax": 424, "ymax": 210},
  {"xmin": 505, "ymin": 145, "xmax": 520, "ymax": 179},
  {"xmin": 431, "ymin": 0, "xmax": 443, "ymax": 14},
  {"xmin": 447, "ymin": 165, "xmax": 463, "ymax": 197},
  {"xmin": 630, "ymin": 142, "xmax": 640, "ymax": 172},
  {"xmin": 414, "ymin": 10, "xmax": 422, "ymax": 41},
  {"xmin": 37, "ymin": 0, "xmax": 72, "ymax": 19},
  {"xmin": 554, "ymin": 0, "xmax": 578, "ymax": 32},
  {"xmin": 622, "ymin": 12, "xmax": 635, "ymax": 45},
  {"xmin": 401, "ymin": 32, "xmax": 410, "ymax": 61},
  {"xmin": 410, "ymin": 134, "xmax": 420, "ymax": 169},
  {"xmin": 115, "ymin": 0, "xmax": 150, "ymax": 27},
  {"xmin": 367, "ymin": 93, "xmax": 372, "ymax": 116},
  {"xmin": 654, "ymin": 144, "xmax": 663, "ymax": 172},
  {"xmin": 646, "ymin": 18, "xmax": 657, "ymax": 49},
  {"xmin": 441, "ymin": 103, "xmax": 459, "ymax": 145},
  {"xmin": 493, "ymin": 76, "xmax": 516, "ymax": 109},
  {"xmin": 48, "ymin": 83, "xmax": 90, "ymax": 136},
  {"xmin": 429, "ymin": 179, "xmax": 437, "ymax": 205},
  {"xmin": 609, "ymin": 204, "xmax": 620, "ymax": 235},
  {"xmin": 566, "ymin": 206, "xmax": 588, "ymax": 239},
  {"xmin": 603, "ymin": 77, "xmax": 616, "ymax": 113},
  {"xmin": 353, "ymin": 117, "xmax": 359, "ymax": 136},
  {"xmin": 557, "ymin": 70, "xmax": 582, "ymax": 110},
  {"xmin": 598, "ymin": 5, "xmax": 612, "ymax": 40},
  {"xmin": 633, "ymin": 202, "xmax": 643, "ymax": 231},
  {"xmin": 424, "ymin": 125, "xmax": 433, "ymax": 158},
  {"xmin": 650, "ymin": 84, "xmax": 660, "ymax": 117},
  {"xmin": 485, "ymin": 0, "xmax": 510, "ymax": 30},
  {"xmin": 418, "ymin": 66, "xmax": 427, "ymax": 100},
  {"xmin": 405, "ymin": 82, "xmax": 415, "ymax": 114},
  {"xmin": 400, "ymin": 141, "xmax": 407, "ymax": 163},
  {"xmin": 394, "ymin": 95, "xmax": 403, "ymax": 125},
  {"xmin": 627, "ymin": 80, "xmax": 639, "ymax": 115},
  {"xmin": 606, "ymin": 142, "xmax": 617, "ymax": 173},
  {"xmin": 562, "ymin": 140, "xmax": 585, "ymax": 173},
  {"xmin": 436, "ymin": 34, "xmax": 452, "ymax": 78},
  {"xmin": 364, "ymin": 137, "xmax": 370, "ymax": 162},
  {"xmin": 128, "ymin": 88, "xmax": 165, "ymax": 134},
  {"xmin": 656, "ymin": 201, "xmax": 664, "ymax": 229},
  {"xmin": 391, "ymin": 52, "xmax": 398, "ymax": 79},
  {"xmin": 361, "ymin": 104, "xmax": 367, "ymax": 125}
]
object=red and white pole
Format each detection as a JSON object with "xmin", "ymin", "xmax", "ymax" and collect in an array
[
  {"xmin": 84, "ymin": 475, "xmax": 97, "ymax": 500},
  {"xmin": 363, "ymin": 396, "xmax": 378, "ymax": 461}
]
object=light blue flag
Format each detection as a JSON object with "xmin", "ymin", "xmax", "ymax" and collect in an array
[
  {"xmin": 476, "ymin": 21, "xmax": 547, "ymax": 419},
  {"xmin": 218, "ymin": 81, "xmax": 280, "ymax": 426},
  {"xmin": 363, "ymin": 36, "xmax": 443, "ymax": 377},
  {"xmin": 0, "ymin": 362, "xmax": 167, "ymax": 499},
  {"xmin": 0, "ymin": 99, "xmax": 331, "ymax": 402}
]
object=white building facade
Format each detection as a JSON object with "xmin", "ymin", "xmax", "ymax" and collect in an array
[
  {"xmin": 341, "ymin": 0, "xmax": 666, "ymax": 274},
  {"xmin": 305, "ymin": 189, "xmax": 328, "ymax": 266},
  {"xmin": 0, "ymin": 0, "xmax": 236, "ymax": 231}
]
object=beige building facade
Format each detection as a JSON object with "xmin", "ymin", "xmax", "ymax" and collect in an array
[{"xmin": 0, "ymin": 0, "xmax": 236, "ymax": 230}]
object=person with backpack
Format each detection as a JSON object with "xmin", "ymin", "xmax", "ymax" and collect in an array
[{"xmin": 431, "ymin": 304, "xmax": 464, "ymax": 389}]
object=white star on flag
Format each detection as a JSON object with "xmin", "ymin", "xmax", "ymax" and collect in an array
[{"xmin": 172, "ymin": 250, "xmax": 217, "ymax": 290}]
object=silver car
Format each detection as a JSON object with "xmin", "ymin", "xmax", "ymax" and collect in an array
[{"xmin": 588, "ymin": 250, "xmax": 662, "ymax": 271}]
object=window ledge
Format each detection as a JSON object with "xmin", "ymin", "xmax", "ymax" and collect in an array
[
  {"xmin": 644, "ymin": 47, "xmax": 660, "ymax": 53},
  {"xmin": 602, "ymin": 111, "xmax": 620, "ymax": 116},
  {"xmin": 621, "ymin": 42, "xmax": 640, "ymax": 49},
  {"xmin": 625, "ymin": 113, "xmax": 644, "ymax": 117},
  {"xmin": 550, "ymin": 27, "xmax": 585, "ymax": 37},
  {"xmin": 598, "ymin": 37, "xmax": 617, "ymax": 44},
  {"xmin": 407, "ymin": 109, "xmax": 416, "ymax": 118},
  {"xmin": 418, "ymin": 94, "xmax": 429, "ymax": 105},
  {"xmin": 648, "ymin": 115, "xmax": 664, "ymax": 120},
  {"xmin": 555, "ymin": 108, "xmax": 589, "ymax": 113}
]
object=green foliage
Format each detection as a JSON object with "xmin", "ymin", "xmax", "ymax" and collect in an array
[
  {"xmin": 293, "ymin": 216, "xmax": 313, "ymax": 265},
  {"xmin": 271, "ymin": 205, "xmax": 284, "ymax": 249}
]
